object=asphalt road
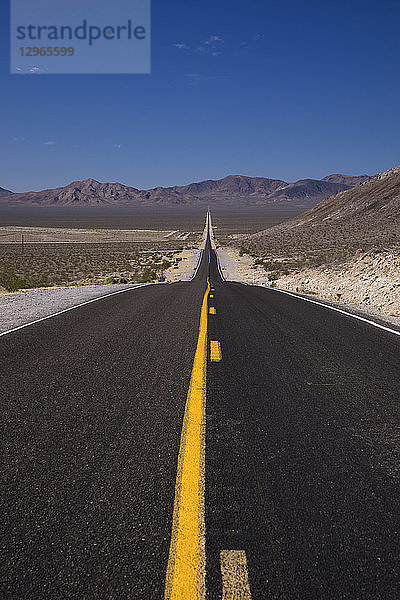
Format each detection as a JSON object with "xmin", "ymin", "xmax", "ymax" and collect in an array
[{"xmin": 1, "ymin": 229, "xmax": 399, "ymax": 599}]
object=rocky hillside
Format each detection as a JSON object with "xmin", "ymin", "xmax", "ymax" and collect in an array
[
  {"xmin": 0, "ymin": 186, "xmax": 12, "ymax": 197},
  {"xmin": 244, "ymin": 166, "xmax": 400, "ymax": 257},
  {"xmin": 262, "ymin": 178, "xmax": 351, "ymax": 207},
  {"xmin": 322, "ymin": 174, "xmax": 373, "ymax": 186},
  {"xmin": 276, "ymin": 249, "xmax": 400, "ymax": 317},
  {"xmin": 172, "ymin": 175, "xmax": 287, "ymax": 198},
  {"xmin": 0, "ymin": 172, "xmax": 369, "ymax": 209}
]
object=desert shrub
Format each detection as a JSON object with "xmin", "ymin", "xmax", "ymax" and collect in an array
[
  {"xmin": 268, "ymin": 271, "xmax": 280, "ymax": 281},
  {"xmin": 0, "ymin": 267, "xmax": 33, "ymax": 292},
  {"xmin": 139, "ymin": 269, "xmax": 157, "ymax": 283}
]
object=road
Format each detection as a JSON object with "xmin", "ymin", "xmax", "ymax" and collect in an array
[{"xmin": 1, "ymin": 215, "xmax": 399, "ymax": 599}]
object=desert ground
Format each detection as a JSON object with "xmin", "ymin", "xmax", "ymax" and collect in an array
[{"xmin": 0, "ymin": 208, "xmax": 295, "ymax": 291}]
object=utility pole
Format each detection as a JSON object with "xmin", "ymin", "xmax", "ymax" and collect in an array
[{"xmin": 21, "ymin": 234, "xmax": 24, "ymax": 255}]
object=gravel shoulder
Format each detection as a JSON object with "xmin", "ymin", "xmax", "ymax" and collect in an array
[
  {"xmin": 164, "ymin": 248, "xmax": 201, "ymax": 282},
  {"xmin": 0, "ymin": 284, "xmax": 144, "ymax": 334}
]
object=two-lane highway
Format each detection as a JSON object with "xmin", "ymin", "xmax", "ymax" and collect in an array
[{"xmin": 1, "ymin": 213, "xmax": 399, "ymax": 599}]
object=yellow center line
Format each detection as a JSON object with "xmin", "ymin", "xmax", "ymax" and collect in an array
[
  {"xmin": 164, "ymin": 280, "xmax": 210, "ymax": 600},
  {"xmin": 209, "ymin": 307, "xmax": 216, "ymax": 315},
  {"xmin": 210, "ymin": 340, "xmax": 221, "ymax": 361}
]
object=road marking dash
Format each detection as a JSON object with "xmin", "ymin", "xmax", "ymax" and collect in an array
[
  {"xmin": 164, "ymin": 281, "xmax": 209, "ymax": 600},
  {"xmin": 210, "ymin": 294, "xmax": 214, "ymax": 298},
  {"xmin": 210, "ymin": 340, "xmax": 221, "ymax": 361},
  {"xmin": 220, "ymin": 550, "xmax": 252, "ymax": 599},
  {"xmin": 209, "ymin": 307, "xmax": 216, "ymax": 315}
]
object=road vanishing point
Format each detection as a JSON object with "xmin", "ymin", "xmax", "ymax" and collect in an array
[{"xmin": 1, "ymin": 212, "xmax": 399, "ymax": 599}]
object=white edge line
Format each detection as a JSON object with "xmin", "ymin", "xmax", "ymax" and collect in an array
[
  {"xmin": 0, "ymin": 283, "xmax": 157, "ymax": 338},
  {"xmin": 215, "ymin": 251, "xmax": 225, "ymax": 281},
  {"xmin": 263, "ymin": 285, "xmax": 400, "ymax": 337}
]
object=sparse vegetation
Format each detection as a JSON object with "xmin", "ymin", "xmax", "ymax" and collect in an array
[
  {"xmin": 0, "ymin": 242, "xmax": 184, "ymax": 290},
  {"xmin": 0, "ymin": 267, "xmax": 35, "ymax": 292}
]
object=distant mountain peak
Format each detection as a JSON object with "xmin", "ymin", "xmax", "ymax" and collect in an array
[{"xmin": 322, "ymin": 173, "xmax": 373, "ymax": 186}]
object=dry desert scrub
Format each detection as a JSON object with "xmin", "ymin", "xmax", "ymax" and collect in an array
[{"xmin": 0, "ymin": 242, "xmax": 186, "ymax": 290}]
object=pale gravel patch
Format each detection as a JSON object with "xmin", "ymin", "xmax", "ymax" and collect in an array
[
  {"xmin": 0, "ymin": 284, "xmax": 139, "ymax": 334},
  {"xmin": 165, "ymin": 248, "xmax": 202, "ymax": 282},
  {"xmin": 216, "ymin": 247, "xmax": 252, "ymax": 283}
]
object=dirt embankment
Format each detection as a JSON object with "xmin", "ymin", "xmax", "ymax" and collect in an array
[{"xmin": 276, "ymin": 249, "xmax": 400, "ymax": 317}]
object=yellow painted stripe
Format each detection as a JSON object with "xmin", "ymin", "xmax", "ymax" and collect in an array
[
  {"xmin": 164, "ymin": 280, "xmax": 210, "ymax": 600},
  {"xmin": 210, "ymin": 340, "xmax": 221, "ymax": 361},
  {"xmin": 220, "ymin": 550, "xmax": 252, "ymax": 599},
  {"xmin": 209, "ymin": 307, "xmax": 216, "ymax": 315},
  {"xmin": 210, "ymin": 294, "xmax": 214, "ymax": 298}
]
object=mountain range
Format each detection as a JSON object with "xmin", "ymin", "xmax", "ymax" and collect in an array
[{"xmin": 0, "ymin": 173, "xmax": 373, "ymax": 209}]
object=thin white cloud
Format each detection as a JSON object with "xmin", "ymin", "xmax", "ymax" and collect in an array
[
  {"xmin": 238, "ymin": 34, "xmax": 264, "ymax": 54},
  {"xmin": 44, "ymin": 141, "xmax": 56, "ymax": 145},
  {"xmin": 196, "ymin": 35, "xmax": 225, "ymax": 56},
  {"xmin": 205, "ymin": 36, "xmax": 224, "ymax": 44},
  {"xmin": 12, "ymin": 136, "xmax": 26, "ymax": 142},
  {"xmin": 185, "ymin": 73, "xmax": 228, "ymax": 86},
  {"xmin": 174, "ymin": 43, "xmax": 190, "ymax": 50},
  {"xmin": 14, "ymin": 65, "xmax": 47, "ymax": 74},
  {"xmin": 113, "ymin": 144, "xmax": 122, "ymax": 148},
  {"xmin": 28, "ymin": 66, "xmax": 46, "ymax": 73}
]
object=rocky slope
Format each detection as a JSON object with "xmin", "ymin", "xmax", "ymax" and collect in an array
[
  {"xmin": 228, "ymin": 166, "xmax": 400, "ymax": 318},
  {"xmin": 0, "ymin": 187, "xmax": 12, "ymax": 197},
  {"xmin": 276, "ymin": 249, "xmax": 400, "ymax": 317},
  {"xmin": 322, "ymin": 174, "xmax": 373, "ymax": 186},
  {"xmin": 245, "ymin": 166, "xmax": 400, "ymax": 256},
  {"xmin": 0, "ymin": 172, "xmax": 369, "ymax": 209}
]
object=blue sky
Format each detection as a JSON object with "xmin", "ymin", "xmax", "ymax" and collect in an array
[{"xmin": 1, "ymin": 0, "xmax": 400, "ymax": 192}]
